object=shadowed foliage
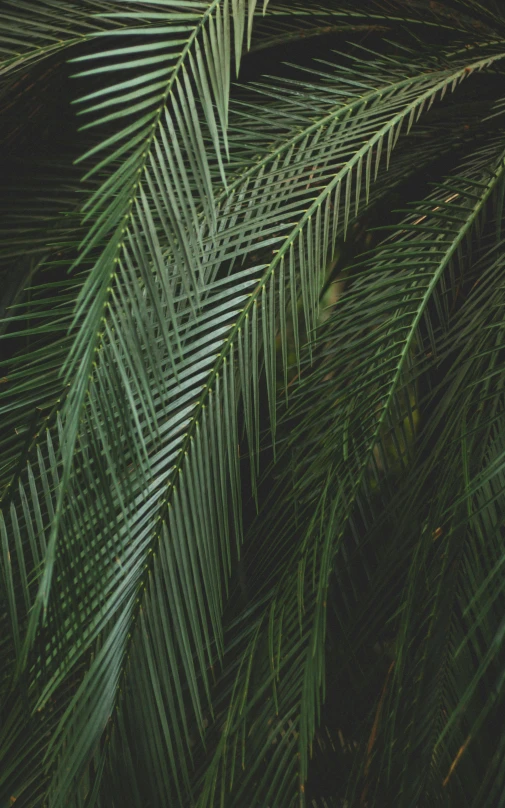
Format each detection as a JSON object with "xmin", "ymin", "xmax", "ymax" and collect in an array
[{"xmin": 2, "ymin": 1, "xmax": 505, "ymax": 806}]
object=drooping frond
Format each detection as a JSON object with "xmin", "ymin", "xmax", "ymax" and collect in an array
[
  {"xmin": 3, "ymin": 2, "xmax": 505, "ymax": 807},
  {"xmin": 0, "ymin": 261, "xmax": 268, "ymax": 805},
  {"xmin": 190, "ymin": 134, "xmax": 505, "ymax": 806},
  {"xmin": 350, "ymin": 230, "xmax": 505, "ymax": 806},
  {"xmin": 0, "ymin": 0, "xmax": 116, "ymax": 74},
  {"xmin": 16, "ymin": 0, "xmax": 265, "ymax": 643}
]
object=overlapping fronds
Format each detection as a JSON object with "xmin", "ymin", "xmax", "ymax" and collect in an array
[
  {"xmin": 3, "ymin": 1, "xmax": 505, "ymax": 807},
  {"xmin": 185, "ymin": 134, "xmax": 505, "ymax": 807},
  {"xmin": 14, "ymin": 0, "xmax": 265, "ymax": 650},
  {"xmin": 0, "ymin": 0, "xmax": 116, "ymax": 73},
  {"xmin": 348, "ymin": 229, "xmax": 505, "ymax": 806}
]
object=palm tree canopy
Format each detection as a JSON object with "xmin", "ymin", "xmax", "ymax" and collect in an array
[{"xmin": 2, "ymin": 1, "xmax": 505, "ymax": 806}]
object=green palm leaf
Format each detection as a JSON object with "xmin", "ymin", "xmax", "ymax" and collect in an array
[
  {"xmin": 0, "ymin": 1, "xmax": 115, "ymax": 73},
  {"xmin": 3, "ymin": 2, "xmax": 505, "ymax": 806},
  {"xmin": 18, "ymin": 0, "xmax": 265, "ymax": 645},
  {"xmin": 194, "ymin": 134, "xmax": 505, "ymax": 806}
]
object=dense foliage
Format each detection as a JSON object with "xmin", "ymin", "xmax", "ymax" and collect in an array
[{"xmin": 2, "ymin": 1, "xmax": 505, "ymax": 805}]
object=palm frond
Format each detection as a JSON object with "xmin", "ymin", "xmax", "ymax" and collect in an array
[
  {"xmin": 193, "ymin": 134, "xmax": 505, "ymax": 807},
  {"xmin": 15, "ymin": 0, "xmax": 263, "ymax": 645},
  {"xmin": 3, "ymin": 3, "xmax": 505, "ymax": 807},
  {"xmin": 1, "ymin": 263, "xmax": 267, "ymax": 806},
  {"xmin": 0, "ymin": 0, "xmax": 115, "ymax": 74},
  {"xmin": 351, "ymin": 231, "xmax": 505, "ymax": 806}
]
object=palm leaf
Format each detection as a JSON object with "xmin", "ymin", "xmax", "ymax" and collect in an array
[
  {"xmin": 3, "ymin": 3, "xmax": 505, "ymax": 806},
  {"xmin": 192, "ymin": 134, "xmax": 505, "ymax": 806},
  {"xmin": 16, "ymin": 0, "xmax": 264, "ymax": 644},
  {"xmin": 0, "ymin": 0, "xmax": 116, "ymax": 74},
  {"xmin": 354, "ymin": 231, "xmax": 505, "ymax": 805}
]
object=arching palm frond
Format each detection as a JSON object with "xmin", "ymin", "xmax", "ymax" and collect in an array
[
  {"xmin": 3, "ymin": 2, "xmax": 505, "ymax": 807},
  {"xmin": 15, "ymin": 0, "xmax": 263, "ymax": 639},
  {"xmin": 353, "ymin": 229, "xmax": 505, "ymax": 806},
  {"xmin": 0, "ymin": 0, "xmax": 115, "ymax": 74},
  {"xmin": 190, "ymin": 133, "xmax": 505, "ymax": 807}
]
